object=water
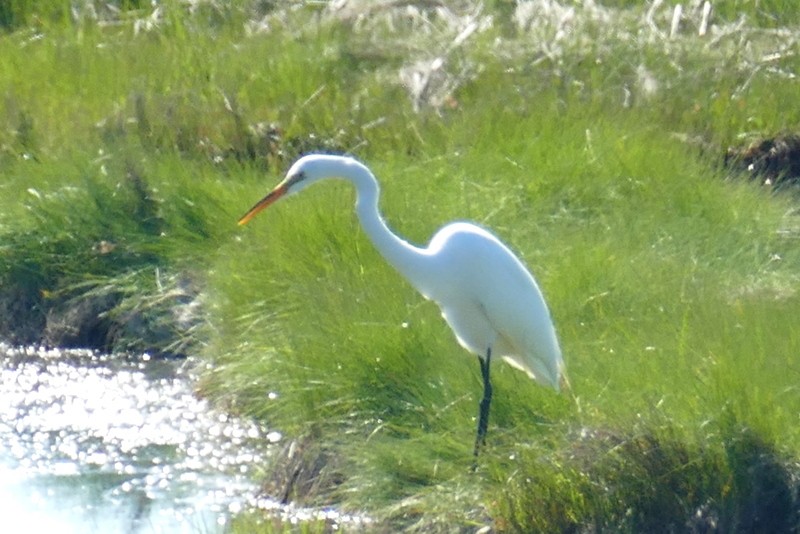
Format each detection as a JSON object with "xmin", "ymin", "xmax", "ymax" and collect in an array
[{"xmin": 0, "ymin": 343, "xmax": 269, "ymax": 533}]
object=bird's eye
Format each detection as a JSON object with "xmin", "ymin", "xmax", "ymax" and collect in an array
[{"xmin": 287, "ymin": 171, "xmax": 305, "ymax": 187}]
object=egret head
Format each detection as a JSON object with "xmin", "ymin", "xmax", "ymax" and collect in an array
[{"xmin": 238, "ymin": 154, "xmax": 352, "ymax": 226}]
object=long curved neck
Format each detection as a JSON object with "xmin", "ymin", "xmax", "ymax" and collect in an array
[{"xmin": 345, "ymin": 163, "xmax": 433, "ymax": 296}]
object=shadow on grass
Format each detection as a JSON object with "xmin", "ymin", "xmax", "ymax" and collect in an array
[{"xmin": 499, "ymin": 423, "xmax": 799, "ymax": 533}]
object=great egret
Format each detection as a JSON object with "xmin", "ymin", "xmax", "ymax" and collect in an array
[{"xmin": 238, "ymin": 154, "xmax": 566, "ymax": 457}]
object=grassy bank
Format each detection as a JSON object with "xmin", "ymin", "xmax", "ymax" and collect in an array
[{"xmin": 2, "ymin": 1, "xmax": 800, "ymax": 531}]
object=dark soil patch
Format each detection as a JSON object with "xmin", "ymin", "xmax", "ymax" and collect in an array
[
  {"xmin": 260, "ymin": 433, "xmax": 347, "ymax": 506},
  {"xmin": 0, "ymin": 278, "xmax": 200, "ymax": 358},
  {"xmin": 725, "ymin": 133, "xmax": 800, "ymax": 187}
]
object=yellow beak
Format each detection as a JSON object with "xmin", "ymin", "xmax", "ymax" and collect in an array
[{"xmin": 238, "ymin": 183, "xmax": 289, "ymax": 226}]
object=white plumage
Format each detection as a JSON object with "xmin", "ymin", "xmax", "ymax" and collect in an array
[{"xmin": 239, "ymin": 154, "xmax": 566, "ymax": 456}]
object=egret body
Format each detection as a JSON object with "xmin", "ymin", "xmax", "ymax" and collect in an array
[{"xmin": 238, "ymin": 154, "xmax": 565, "ymax": 457}]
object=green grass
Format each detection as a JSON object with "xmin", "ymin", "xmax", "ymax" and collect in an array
[{"xmin": 2, "ymin": 1, "xmax": 800, "ymax": 531}]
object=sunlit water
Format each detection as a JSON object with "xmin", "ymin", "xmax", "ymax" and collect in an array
[{"xmin": 0, "ymin": 343, "xmax": 269, "ymax": 533}]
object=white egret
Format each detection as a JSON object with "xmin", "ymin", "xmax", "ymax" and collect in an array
[{"xmin": 238, "ymin": 154, "xmax": 566, "ymax": 457}]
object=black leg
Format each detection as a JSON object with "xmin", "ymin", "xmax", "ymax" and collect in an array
[{"xmin": 473, "ymin": 347, "xmax": 493, "ymax": 459}]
